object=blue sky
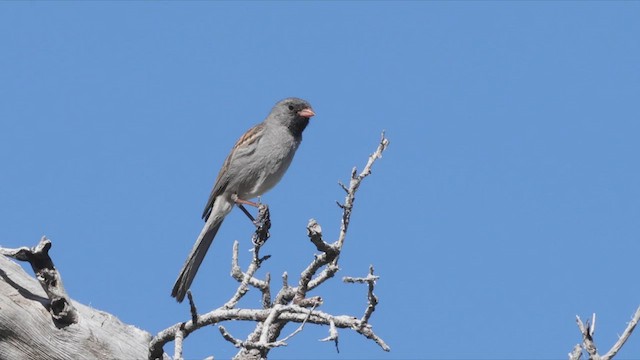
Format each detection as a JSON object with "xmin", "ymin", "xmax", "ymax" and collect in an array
[{"xmin": 1, "ymin": 2, "xmax": 640, "ymax": 359}]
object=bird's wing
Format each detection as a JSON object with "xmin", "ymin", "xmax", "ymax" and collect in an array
[{"xmin": 201, "ymin": 122, "xmax": 265, "ymax": 220}]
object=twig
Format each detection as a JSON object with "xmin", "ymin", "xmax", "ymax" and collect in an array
[
  {"xmin": 344, "ymin": 265, "xmax": 380, "ymax": 324},
  {"xmin": 307, "ymin": 264, "xmax": 339, "ymax": 291},
  {"xmin": 261, "ymin": 273, "xmax": 272, "ymax": 309},
  {"xmin": 576, "ymin": 314, "xmax": 599, "ymax": 359},
  {"xmin": 306, "ymin": 220, "xmax": 333, "ymax": 253},
  {"xmin": 219, "ymin": 326, "xmax": 243, "ymax": 348},
  {"xmin": 319, "ymin": 319, "xmax": 339, "ymax": 353},
  {"xmin": 569, "ymin": 344, "xmax": 582, "ymax": 360},
  {"xmin": 259, "ymin": 305, "xmax": 284, "ymax": 344},
  {"xmin": 334, "ymin": 132, "xmax": 389, "ymax": 255},
  {"xmin": 174, "ymin": 328, "xmax": 185, "ymax": 360},
  {"xmin": 225, "ymin": 207, "xmax": 272, "ymax": 309},
  {"xmin": 602, "ymin": 306, "xmax": 640, "ymax": 360},
  {"xmin": 187, "ymin": 291, "xmax": 198, "ymax": 325},
  {"xmin": 229, "ymin": 241, "xmax": 268, "ymax": 291},
  {"xmin": 224, "ymin": 242, "xmax": 260, "ymax": 309},
  {"xmin": 356, "ymin": 322, "xmax": 391, "ymax": 352},
  {"xmin": 338, "ymin": 181, "xmax": 349, "ymax": 193},
  {"xmin": 293, "ymin": 219, "xmax": 337, "ymax": 304},
  {"xmin": 278, "ymin": 304, "xmax": 318, "ymax": 344}
]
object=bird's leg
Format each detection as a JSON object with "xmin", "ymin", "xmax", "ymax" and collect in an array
[
  {"xmin": 236, "ymin": 203, "xmax": 256, "ymax": 223},
  {"xmin": 235, "ymin": 198, "xmax": 260, "ymax": 207},
  {"xmin": 234, "ymin": 198, "xmax": 262, "ymax": 225}
]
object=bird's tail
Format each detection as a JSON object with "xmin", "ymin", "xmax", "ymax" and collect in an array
[{"xmin": 171, "ymin": 215, "xmax": 224, "ymax": 302}]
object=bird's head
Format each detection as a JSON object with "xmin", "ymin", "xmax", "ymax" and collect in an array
[{"xmin": 267, "ymin": 97, "xmax": 315, "ymax": 137}]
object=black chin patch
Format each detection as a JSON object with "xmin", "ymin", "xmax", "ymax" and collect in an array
[{"xmin": 288, "ymin": 117, "xmax": 310, "ymax": 139}]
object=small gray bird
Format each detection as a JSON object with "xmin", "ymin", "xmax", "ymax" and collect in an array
[{"xmin": 171, "ymin": 97, "xmax": 315, "ymax": 302}]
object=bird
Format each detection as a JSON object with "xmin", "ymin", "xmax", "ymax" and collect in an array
[{"xmin": 171, "ymin": 97, "xmax": 316, "ymax": 302}]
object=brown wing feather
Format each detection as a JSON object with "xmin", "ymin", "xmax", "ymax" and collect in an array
[{"xmin": 201, "ymin": 123, "xmax": 265, "ymax": 220}]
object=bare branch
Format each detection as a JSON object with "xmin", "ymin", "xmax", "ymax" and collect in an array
[
  {"xmin": 293, "ymin": 220, "xmax": 338, "ymax": 305},
  {"xmin": 338, "ymin": 181, "xmax": 349, "ymax": 193},
  {"xmin": 225, "ymin": 207, "xmax": 273, "ymax": 309},
  {"xmin": 602, "ymin": 306, "xmax": 640, "ymax": 360},
  {"xmin": 274, "ymin": 272, "xmax": 295, "ymax": 306},
  {"xmin": 344, "ymin": 265, "xmax": 380, "ymax": 324},
  {"xmin": 574, "ymin": 307, "xmax": 640, "ymax": 360},
  {"xmin": 187, "ymin": 291, "xmax": 198, "ymax": 325},
  {"xmin": 174, "ymin": 328, "xmax": 185, "ymax": 360},
  {"xmin": 319, "ymin": 319, "xmax": 339, "ymax": 353},
  {"xmin": 279, "ymin": 304, "xmax": 317, "ymax": 344},
  {"xmin": 307, "ymin": 264, "xmax": 339, "ymax": 291},
  {"xmin": 356, "ymin": 323, "xmax": 391, "ymax": 352},
  {"xmin": 261, "ymin": 272, "xmax": 272, "ymax": 309},
  {"xmin": 151, "ymin": 298, "xmax": 391, "ymax": 358},
  {"xmin": 576, "ymin": 314, "xmax": 599, "ymax": 359},
  {"xmin": 259, "ymin": 305, "xmax": 284, "ymax": 344},
  {"xmin": 219, "ymin": 326, "xmax": 243, "ymax": 348},
  {"xmin": 225, "ymin": 242, "xmax": 262, "ymax": 309},
  {"xmin": 306, "ymin": 220, "xmax": 333, "ymax": 253},
  {"xmin": 569, "ymin": 344, "xmax": 582, "ymax": 360},
  {"xmin": 334, "ymin": 133, "xmax": 389, "ymax": 258}
]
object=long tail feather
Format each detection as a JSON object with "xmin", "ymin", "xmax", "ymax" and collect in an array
[{"xmin": 171, "ymin": 215, "xmax": 224, "ymax": 302}]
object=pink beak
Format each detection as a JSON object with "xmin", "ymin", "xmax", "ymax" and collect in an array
[{"xmin": 298, "ymin": 108, "xmax": 315, "ymax": 118}]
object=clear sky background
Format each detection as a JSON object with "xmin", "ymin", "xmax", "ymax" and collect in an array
[{"xmin": 1, "ymin": 2, "xmax": 639, "ymax": 360}]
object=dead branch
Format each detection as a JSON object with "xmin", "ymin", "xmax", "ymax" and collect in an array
[
  {"xmin": 571, "ymin": 306, "xmax": 640, "ymax": 360},
  {"xmin": 0, "ymin": 236, "xmax": 77, "ymax": 325},
  {"xmin": 344, "ymin": 265, "xmax": 380, "ymax": 324},
  {"xmin": 0, "ymin": 252, "xmax": 152, "ymax": 360},
  {"xmin": 150, "ymin": 132, "xmax": 390, "ymax": 360}
]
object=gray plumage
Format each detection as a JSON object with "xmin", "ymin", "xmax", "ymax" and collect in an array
[{"xmin": 172, "ymin": 98, "xmax": 315, "ymax": 302}]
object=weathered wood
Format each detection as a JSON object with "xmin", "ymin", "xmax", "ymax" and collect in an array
[
  {"xmin": 0, "ymin": 237, "xmax": 77, "ymax": 325},
  {"xmin": 0, "ymin": 255, "xmax": 158, "ymax": 360}
]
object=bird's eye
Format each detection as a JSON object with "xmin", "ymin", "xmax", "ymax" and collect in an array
[{"xmin": 288, "ymin": 105, "xmax": 294, "ymax": 110}]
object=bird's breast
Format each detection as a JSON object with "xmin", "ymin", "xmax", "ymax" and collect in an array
[{"xmin": 235, "ymin": 129, "xmax": 300, "ymax": 200}]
